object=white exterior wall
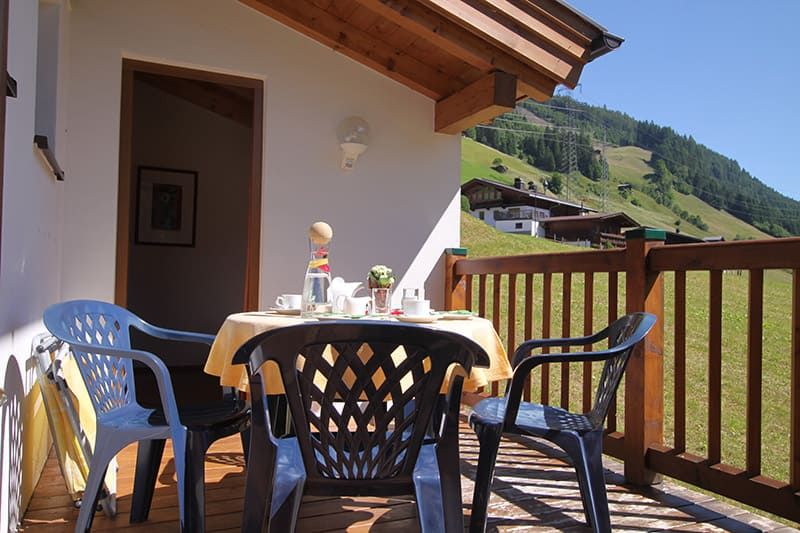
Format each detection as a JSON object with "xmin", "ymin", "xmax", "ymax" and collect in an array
[
  {"xmin": 526, "ymin": 207, "xmax": 551, "ymax": 220},
  {"xmin": 495, "ymin": 219, "xmax": 542, "ymax": 236},
  {"xmin": 472, "ymin": 207, "xmax": 548, "ymax": 237},
  {"xmin": 62, "ymin": 0, "xmax": 460, "ymax": 311},
  {"xmin": 471, "ymin": 208, "xmax": 496, "ymax": 226},
  {"xmin": 1, "ymin": 0, "xmax": 461, "ymax": 523},
  {"xmin": 1, "ymin": 0, "xmax": 70, "ymax": 528},
  {"xmin": 564, "ymin": 240, "xmax": 592, "ymax": 248}
]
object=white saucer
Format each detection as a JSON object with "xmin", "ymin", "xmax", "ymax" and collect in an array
[
  {"xmin": 268, "ymin": 307, "xmax": 302, "ymax": 315},
  {"xmin": 315, "ymin": 314, "xmax": 363, "ymax": 321},
  {"xmin": 437, "ymin": 312, "xmax": 474, "ymax": 320},
  {"xmin": 396, "ymin": 314, "xmax": 439, "ymax": 324}
]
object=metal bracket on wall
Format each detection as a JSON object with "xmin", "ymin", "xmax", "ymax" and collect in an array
[
  {"xmin": 6, "ymin": 71, "xmax": 16, "ymax": 97},
  {"xmin": 34, "ymin": 135, "xmax": 65, "ymax": 181}
]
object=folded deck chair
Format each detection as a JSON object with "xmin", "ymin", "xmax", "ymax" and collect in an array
[{"xmin": 32, "ymin": 333, "xmax": 117, "ymax": 516}]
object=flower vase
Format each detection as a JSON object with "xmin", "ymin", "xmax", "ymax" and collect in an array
[{"xmin": 370, "ymin": 287, "xmax": 392, "ymax": 315}]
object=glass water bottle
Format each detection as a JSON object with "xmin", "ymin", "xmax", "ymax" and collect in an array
[{"xmin": 301, "ymin": 223, "xmax": 332, "ymax": 317}]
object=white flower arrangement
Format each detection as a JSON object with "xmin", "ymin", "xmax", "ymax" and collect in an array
[{"xmin": 367, "ymin": 265, "xmax": 395, "ymax": 289}]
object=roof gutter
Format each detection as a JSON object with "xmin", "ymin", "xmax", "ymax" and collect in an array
[
  {"xmin": 550, "ymin": 0, "xmax": 624, "ymax": 61},
  {"xmin": 588, "ymin": 32, "xmax": 624, "ymax": 61}
]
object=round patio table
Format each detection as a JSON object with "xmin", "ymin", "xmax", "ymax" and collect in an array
[{"xmin": 204, "ymin": 312, "xmax": 511, "ymax": 394}]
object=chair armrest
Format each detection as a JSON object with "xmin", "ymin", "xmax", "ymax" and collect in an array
[
  {"xmin": 66, "ymin": 341, "xmax": 183, "ymax": 429},
  {"xmin": 135, "ymin": 321, "xmax": 215, "ymax": 346},
  {"xmin": 503, "ymin": 346, "xmax": 623, "ymax": 427},
  {"xmin": 511, "ymin": 327, "xmax": 611, "ymax": 367},
  {"xmin": 514, "ymin": 348, "xmax": 620, "ymax": 372}
]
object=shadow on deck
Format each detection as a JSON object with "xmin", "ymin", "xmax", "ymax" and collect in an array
[{"xmin": 22, "ymin": 419, "xmax": 794, "ymax": 532}]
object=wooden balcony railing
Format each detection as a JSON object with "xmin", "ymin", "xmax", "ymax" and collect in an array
[
  {"xmin": 599, "ymin": 231, "xmax": 625, "ymax": 248},
  {"xmin": 444, "ymin": 231, "xmax": 800, "ymax": 522}
]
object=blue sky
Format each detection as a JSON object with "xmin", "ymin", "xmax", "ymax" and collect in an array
[{"xmin": 565, "ymin": 1, "xmax": 800, "ymax": 200}]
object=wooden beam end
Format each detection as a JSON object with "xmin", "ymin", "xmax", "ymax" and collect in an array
[
  {"xmin": 517, "ymin": 80, "xmax": 555, "ymax": 102},
  {"xmin": 435, "ymin": 71, "xmax": 516, "ymax": 134}
]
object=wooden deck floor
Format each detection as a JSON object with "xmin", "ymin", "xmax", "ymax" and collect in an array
[{"xmin": 22, "ymin": 420, "xmax": 795, "ymax": 532}]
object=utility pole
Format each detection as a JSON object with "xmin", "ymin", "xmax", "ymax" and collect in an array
[
  {"xmin": 601, "ymin": 124, "xmax": 609, "ymax": 212},
  {"xmin": 567, "ymin": 109, "xmax": 578, "ymax": 201},
  {"xmin": 558, "ymin": 94, "xmax": 578, "ymax": 201}
]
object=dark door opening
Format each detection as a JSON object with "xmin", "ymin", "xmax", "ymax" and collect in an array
[{"xmin": 117, "ymin": 60, "xmax": 263, "ymax": 404}]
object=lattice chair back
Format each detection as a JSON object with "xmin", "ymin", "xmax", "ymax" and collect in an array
[
  {"xmin": 236, "ymin": 321, "xmax": 483, "ymax": 483},
  {"xmin": 587, "ymin": 312, "xmax": 656, "ymax": 428},
  {"xmin": 43, "ymin": 300, "xmax": 140, "ymax": 417}
]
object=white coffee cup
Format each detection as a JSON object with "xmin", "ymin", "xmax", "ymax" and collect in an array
[
  {"xmin": 275, "ymin": 294, "xmax": 301, "ymax": 309},
  {"xmin": 403, "ymin": 299, "xmax": 430, "ymax": 316}
]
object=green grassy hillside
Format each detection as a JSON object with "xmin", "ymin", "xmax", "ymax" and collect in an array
[
  {"xmin": 461, "ymin": 138, "xmax": 770, "ymax": 240},
  {"xmin": 460, "ymin": 210, "xmax": 793, "ymax": 491},
  {"xmin": 459, "ymin": 143, "xmax": 790, "ymax": 519},
  {"xmin": 461, "ymin": 208, "xmax": 583, "ymax": 256}
]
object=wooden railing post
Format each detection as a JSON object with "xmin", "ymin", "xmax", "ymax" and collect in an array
[
  {"xmin": 624, "ymin": 228, "xmax": 665, "ymax": 485},
  {"xmin": 444, "ymin": 247, "xmax": 469, "ymax": 311}
]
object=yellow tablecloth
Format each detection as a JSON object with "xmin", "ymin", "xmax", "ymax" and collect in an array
[{"xmin": 204, "ymin": 313, "xmax": 512, "ymax": 395}]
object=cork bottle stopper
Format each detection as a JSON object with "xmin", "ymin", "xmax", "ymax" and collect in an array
[{"xmin": 308, "ymin": 221, "xmax": 333, "ymax": 245}]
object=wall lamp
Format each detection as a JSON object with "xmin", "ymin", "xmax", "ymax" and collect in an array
[{"xmin": 337, "ymin": 116, "xmax": 370, "ymax": 171}]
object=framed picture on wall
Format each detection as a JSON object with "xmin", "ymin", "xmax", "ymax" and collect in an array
[{"xmin": 135, "ymin": 166, "xmax": 198, "ymax": 246}]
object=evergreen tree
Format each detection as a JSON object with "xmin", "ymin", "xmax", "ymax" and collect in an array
[
  {"xmin": 540, "ymin": 150, "xmax": 556, "ymax": 171},
  {"xmin": 547, "ymin": 174, "xmax": 563, "ymax": 194}
]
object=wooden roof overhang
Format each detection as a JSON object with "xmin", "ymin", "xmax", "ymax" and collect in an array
[
  {"xmin": 239, "ymin": 0, "xmax": 622, "ymax": 134},
  {"xmin": 541, "ymin": 212, "xmax": 639, "ymax": 228},
  {"xmin": 462, "ymin": 177, "xmax": 596, "ymax": 212}
]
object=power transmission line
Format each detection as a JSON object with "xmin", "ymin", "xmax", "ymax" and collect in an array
[
  {"xmin": 682, "ymin": 188, "xmax": 800, "ymax": 219},
  {"xmin": 533, "ymin": 96, "xmax": 795, "ymax": 209},
  {"xmin": 499, "ymin": 110, "xmax": 575, "ymax": 125},
  {"xmin": 475, "ymin": 124, "xmax": 799, "ymax": 224},
  {"xmin": 522, "ymin": 101, "xmax": 590, "ymax": 114},
  {"xmin": 523, "ymin": 99, "xmax": 798, "ymax": 212},
  {"xmin": 473, "ymin": 124, "xmax": 594, "ymax": 145},
  {"xmin": 492, "ymin": 116, "xmax": 582, "ymax": 132},
  {"xmin": 479, "ymin": 100, "xmax": 799, "ymax": 227}
]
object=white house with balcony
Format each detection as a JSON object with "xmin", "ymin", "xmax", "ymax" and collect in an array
[{"xmin": 462, "ymin": 177, "xmax": 595, "ymax": 236}]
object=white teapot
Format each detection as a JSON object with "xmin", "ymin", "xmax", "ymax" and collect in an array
[{"xmin": 328, "ymin": 277, "xmax": 366, "ymax": 313}]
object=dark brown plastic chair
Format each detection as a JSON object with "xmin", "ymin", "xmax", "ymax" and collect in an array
[
  {"xmin": 468, "ymin": 312, "xmax": 656, "ymax": 533},
  {"xmin": 232, "ymin": 320, "xmax": 490, "ymax": 533}
]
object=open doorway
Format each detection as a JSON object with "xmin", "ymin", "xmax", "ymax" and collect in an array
[{"xmin": 116, "ymin": 60, "xmax": 262, "ymax": 404}]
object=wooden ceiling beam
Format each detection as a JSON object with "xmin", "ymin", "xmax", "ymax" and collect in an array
[
  {"xmin": 477, "ymin": 0, "xmax": 587, "ymax": 60},
  {"xmin": 435, "ymin": 71, "xmax": 516, "ymax": 134},
  {"xmin": 354, "ymin": 0, "xmax": 494, "ymax": 70},
  {"xmin": 475, "ymin": 0, "xmax": 589, "ymax": 86},
  {"xmin": 240, "ymin": 0, "xmax": 458, "ymax": 100},
  {"xmin": 524, "ymin": 0, "xmax": 606, "ymax": 43},
  {"xmin": 418, "ymin": 0, "xmax": 575, "ymax": 85},
  {"xmin": 354, "ymin": 0, "xmax": 558, "ymax": 100},
  {"xmin": 136, "ymin": 72, "xmax": 253, "ymax": 127}
]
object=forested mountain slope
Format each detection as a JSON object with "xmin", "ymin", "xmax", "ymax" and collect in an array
[
  {"xmin": 464, "ymin": 96, "xmax": 798, "ymax": 237},
  {"xmin": 461, "ymin": 138, "xmax": 771, "ymax": 241}
]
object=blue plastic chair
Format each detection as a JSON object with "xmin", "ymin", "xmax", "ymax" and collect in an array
[
  {"xmin": 468, "ymin": 312, "xmax": 656, "ymax": 533},
  {"xmin": 43, "ymin": 299, "xmax": 249, "ymax": 532},
  {"xmin": 232, "ymin": 321, "xmax": 490, "ymax": 532}
]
